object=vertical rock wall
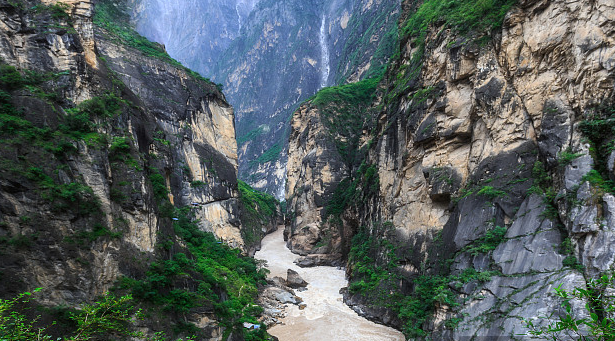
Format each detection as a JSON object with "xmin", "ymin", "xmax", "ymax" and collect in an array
[
  {"xmin": 127, "ymin": 0, "xmax": 401, "ymax": 197},
  {"xmin": 365, "ymin": 0, "xmax": 615, "ymax": 337},
  {"xmin": 0, "ymin": 1, "xmax": 244, "ymax": 337},
  {"xmin": 286, "ymin": 0, "xmax": 615, "ymax": 338}
]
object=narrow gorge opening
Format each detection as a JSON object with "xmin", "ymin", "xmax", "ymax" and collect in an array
[{"xmin": 1, "ymin": 0, "xmax": 613, "ymax": 340}]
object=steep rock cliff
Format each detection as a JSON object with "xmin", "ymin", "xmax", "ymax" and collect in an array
[
  {"xmin": 218, "ymin": 0, "xmax": 400, "ymax": 197},
  {"xmin": 286, "ymin": 78, "xmax": 378, "ymax": 262},
  {"xmin": 126, "ymin": 0, "xmax": 400, "ymax": 197},
  {"xmin": 287, "ymin": 0, "xmax": 615, "ymax": 338},
  {"xmin": 0, "ymin": 0, "xmax": 273, "ymax": 338},
  {"xmin": 128, "ymin": 0, "xmax": 260, "ymax": 77}
]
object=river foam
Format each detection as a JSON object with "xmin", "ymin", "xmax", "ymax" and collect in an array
[{"xmin": 255, "ymin": 228, "xmax": 405, "ymax": 341}]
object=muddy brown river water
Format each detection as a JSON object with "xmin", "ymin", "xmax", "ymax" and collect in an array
[{"xmin": 254, "ymin": 228, "xmax": 405, "ymax": 341}]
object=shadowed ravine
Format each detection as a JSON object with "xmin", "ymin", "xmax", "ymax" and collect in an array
[{"xmin": 255, "ymin": 228, "xmax": 405, "ymax": 341}]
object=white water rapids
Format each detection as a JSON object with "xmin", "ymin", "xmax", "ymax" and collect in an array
[
  {"xmin": 319, "ymin": 16, "xmax": 330, "ymax": 88},
  {"xmin": 255, "ymin": 228, "xmax": 405, "ymax": 341}
]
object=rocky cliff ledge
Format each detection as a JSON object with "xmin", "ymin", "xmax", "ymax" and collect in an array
[
  {"xmin": 286, "ymin": 0, "xmax": 615, "ymax": 339},
  {"xmin": 0, "ymin": 0, "xmax": 274, "ymax": 339}
]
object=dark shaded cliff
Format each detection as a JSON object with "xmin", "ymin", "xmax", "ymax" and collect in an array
[
  {"xmin": 0, "ymin": 0, "xmax": 276, "ymax": 339},
  {"xmin": 286, "ymin": 0, "xmax": 615, "ymax": 339}
]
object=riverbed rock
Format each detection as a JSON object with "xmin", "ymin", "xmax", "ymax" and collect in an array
[
  {"xmin": 269, "ymin": 276, "xmax": 291, "ymax": 290},
  {"xmin": 294, "ymin": 254, "xmax": 343, "ymax": 267},
  {"xmin": 286, "ymin": 269, "xmax": 308, "ymax": 288}
]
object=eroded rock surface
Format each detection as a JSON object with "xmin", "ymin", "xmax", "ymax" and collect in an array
[
  {"xmin": 0, "ymin": 0, "xmax": 250, "ymax": 338},
  {"xmin": 286, "ymin": 0, "xmax": 615, "ymax": 338}
]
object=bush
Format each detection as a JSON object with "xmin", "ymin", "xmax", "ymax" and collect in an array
[
  {"xmin": 526, "ymin": 273, "xmax": 615, "ymax": 340},
  {"xmin": 149, "ymin": 171, "xmax": 168, "ymax": 199},
  {"xmin": 122, "ymin": 207, "xmax": 269, "ymax": 337},
  {"xmin": 464, "ymin": 226, "xmax": 507, "ymax": 256},
  {"xmin": 0, "ymin": 64, "xmax": 23, "ymax": 90},
  {"xmin": 476, "ymin": 185, "xmax": 506, "ymax": 200},
  {"xmin": 0, "ymin": 289, "xmax": 147, "ymax": 341}
]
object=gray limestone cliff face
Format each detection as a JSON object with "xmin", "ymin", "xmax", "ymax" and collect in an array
[
  {"xmin": 364, "ymin": 0, "xmax": 614, "ymax": 337},
  {"xmin": 127, "ymin": 0, "xmax": 400, "ymax": 197},
  {"xmin": 0, "ymin": 0, "xmax": 242, "ymax": 336},
  {"xmin": 284, "ymin": 103, "xmax": 349, "ymax": 262},
  {"xmin": 127, "ymin": 0, "xmax": 259, "ymax": 77},
  {"xmin": 286, "ymin": 0, "xmax": 615, "ymax": 338}
]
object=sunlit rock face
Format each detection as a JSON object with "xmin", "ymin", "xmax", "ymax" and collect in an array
[{"xmin": 128, "ymin": 0, "xmax": 401, "ymax": 197}]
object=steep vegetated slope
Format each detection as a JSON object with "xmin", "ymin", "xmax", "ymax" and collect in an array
[
  {"xmin": 287, "ymin": 0, "xmax": 615, "ymax": 338},
  {"xmin": 0, "ymin": 0, "xmax": 276, "ymax": 339},
  {"xmin": 217, "ymin": 0, "xmax": 400, "ymax": 197}
]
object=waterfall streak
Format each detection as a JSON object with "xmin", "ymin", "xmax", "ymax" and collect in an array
[{"xmin": 319, "ymin": 16, "xmax": 330, "ymax": 89}]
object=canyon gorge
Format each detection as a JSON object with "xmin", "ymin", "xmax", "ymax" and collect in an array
[{"xmin": 0, "ymin": 0, "xmax": 613, "ymax": 340}]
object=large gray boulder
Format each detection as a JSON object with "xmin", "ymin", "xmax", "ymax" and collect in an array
[{"xmin": 286, "ymin": 269, "xmax": 308, "ymax": 288}]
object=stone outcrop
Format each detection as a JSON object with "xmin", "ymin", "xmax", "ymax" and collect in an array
[
  {"xmin": 285, "ymin": 103, "xmax": 348, "ymax": 258},
  {"xmin": 286, "ymin": 0, "xmax": 615, "ymax": 338},
  {"xmin": 0, "ymin": 0, "xmax": 263, "ymax": 338},
  {"xmin": 285, "ymin": 268, "xmax": 308, "ymax": 288},
  {"xmin": 129, "ymin": 0, "xmax": 401, "ymax": 197}
]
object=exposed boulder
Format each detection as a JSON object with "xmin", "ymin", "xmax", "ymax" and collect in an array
[{"xmin": 285, "ymin": 269, "xmax": 308, "ymax": 288}]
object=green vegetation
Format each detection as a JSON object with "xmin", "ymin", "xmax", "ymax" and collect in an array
[
  {"xmin": 94, "ymin": 0, "xmax": 215, "ymax": 87},
  {"xmin": 325, "ymin": 162, "xmax": 379, "ymax": 219},
  {"xmin": 385, "ymin": 0, "xmax": 516, "ymax": 104},
  {"xmin": 312, "ymin": 77, "xmax": 379, "ymax": 107},
  {"xmin": 336, "ymin": 0, "xmax": 400, "ymax": 83},
  {"xmin": 582, "ymin": 170, "xmax": 615, "ymax": 196},
  {"xmin": 121, "ymin": 206, "xmax": 270, "ymax": 339},
  {"xmin": 526, "ymin": 160, "xmax": 560, "ymax": 220},
  {"xmin": 148, "ymin": 171, "xmax": 168, "ymax": 199},
  {"xmin": 66, "ymin": 223, "xmax": 122, "ymax": 245},
  {"xmin": 239, "ymin": 181, "xmax": 277, "ymax": 220},
  {"xmin": 238, "ymin": 180, "xmax": 278, "ymax": 246},
  {"xmin": 557, "ymin": 147, "xmax": 583, "ymax": 168},
  {"xmin": 476, "ymin": 185, "xmax": 507, "ymax": 200},
  {"xmin": 23, "ymin": 167, "xmax": 100, "ymax": 215},
  {"xmin": 562, "ymin": 255, "xmax": 584, "ymax": 271},
  {"xmin": 312, "ymin": 77, "xmax": 380, "ymax": 166},
  {"xmin": 401, "ymin": 0, "xmax": 517, "ymax": 41},
  {"xmin": 0, "ymin": 64, "xmax": 138, "ymax": 217},
  {"xmin": 348, "ymin": 223, "xmax": 502, "ymax": 338},
  {"xmin": 252, "ymin": 142, "xmax": 282, "ymax": 165},
  {"xmin": 32, "ymin": 3, "xmax": 71, "ymax": 21},
  {"xmin": 0, "ymin": 288, "xmax": 195, "ymax": 340},
  {"xmin": 463, "ymin": 226, "xmax": 507, "ymax": 256},
  {"xmin": 189, "ymin": 180, "xmax": 206, "ymax": 188},
  {"xmin": 576, "ymin": 104, "xmax": 615, "ymax": 195},
  {"xmin": 526, "ymin": 272, "xmax": 615, "ymax": 340},
  {"xmin": 237, "ymin": 125, "xmax": 268, "ymax": 146},
  {"xmin": 348, "ymin": 223, "xmax": 400, "ymax": 301}
]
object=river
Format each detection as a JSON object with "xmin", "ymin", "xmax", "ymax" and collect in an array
[{"xmin": 254, "ymin": 228, "xmax": 405, "ymax": 341}]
